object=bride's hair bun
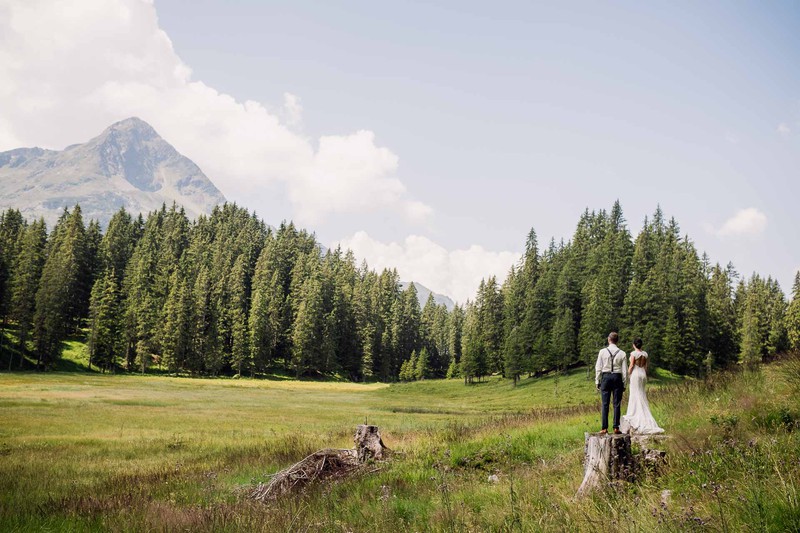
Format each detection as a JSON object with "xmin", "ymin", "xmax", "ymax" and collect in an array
[{"xmin": 633, "ymin": 338, "xmax": 643, "ymax": 350}]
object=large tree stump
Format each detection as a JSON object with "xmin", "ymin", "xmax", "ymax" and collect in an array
[
  {"xmin": 354, "ymin": 424, "xmax": 388, "ymax": 462},
  {"xmin": 577, "ymin": 432, "xmax": 635, "ymax": 496},
  {"xmin": 632, "ymin": 434, "xmax": 669, "ymax": 475}
]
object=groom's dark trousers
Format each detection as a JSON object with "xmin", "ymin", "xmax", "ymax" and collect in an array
[{"xmin": 600, "ymin": 372, "xmax": 624, "ymax": 431}]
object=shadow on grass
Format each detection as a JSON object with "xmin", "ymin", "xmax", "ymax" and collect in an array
[
  {"xmin": 649, "ymin": 367, "xmax": 686, "ymax": 386},
  {"xmin": 52, "ymin": 356, "xmax": 98, "ymax": 373},
  {"xmin": 514, "ymin": 367, "xmax": 590, "ymax": 389},
  {"xmin": 0, "ymin": 325, "xmax": 36, "ymax": 371}
]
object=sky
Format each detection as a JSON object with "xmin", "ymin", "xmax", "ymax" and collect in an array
[{"xmin": 1, "ymin": 0, "xmax": 799, "ymax": 302}]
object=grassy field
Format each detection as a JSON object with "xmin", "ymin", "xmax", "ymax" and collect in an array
[{"xmin": 1, "ymin": 350, "xmax": 799, "ymax": 531}]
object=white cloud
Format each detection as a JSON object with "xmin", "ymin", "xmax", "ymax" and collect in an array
[
  {"xmin": 292, "ymin": 130, "xmax": 406, "ymax": 224},
  {"xmin": 335, "ymin": 231, "xmax": 521, "ymax": 303},
  {"xmin": 282, "ymin": 92, "xmax": 303, "ymax": 129},
  {"xmin": 711, "ymin": 208, "xmax": 768, "ymax": 238},
  {"xmin": 0, "ymin": 0, "xmax": 430, "ymax": 225},
  {"xmin": 724, "ymin": 131, "xmax": 739, "ymax": 144},
  {"xmin": 777, "ymin": 122, "xmax": 791, "ymax": 137}
]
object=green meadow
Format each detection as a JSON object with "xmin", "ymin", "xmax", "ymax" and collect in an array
[{"xmin": 1, "ymin": 348, "xmax": 799, "ymax": 531}]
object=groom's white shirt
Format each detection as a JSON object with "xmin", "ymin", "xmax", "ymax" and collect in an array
[{"xmin": 594, "ymin": 343, "xmax": 628, "ymax": 386}]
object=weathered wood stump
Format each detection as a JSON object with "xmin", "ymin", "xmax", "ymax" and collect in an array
[
  {"xmin": 354, "ymin": 424, "xmax": 388, "ymax": 462},
  {"xmin": 632, "ymin": 434, "xmax": 669, "ymax": 474},
  {"xmin": 577, "ymin": 432, "xmax": 635, "ymax": 496},
  {"xmin": 249, "ymin": 425, "xmax": 389, "ymax": 502}
]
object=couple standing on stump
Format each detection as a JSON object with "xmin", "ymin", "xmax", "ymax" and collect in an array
[{"xmin": 594, "ymin": 331, "xmax": 664, "ymax": 435}]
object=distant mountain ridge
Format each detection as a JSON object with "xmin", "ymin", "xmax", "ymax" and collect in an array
[
  {"xmin": 0, "ymin": 117, "xmax": 226, "ymax": 226},
  {"xmin": 400, "ymin": 281, "xmax": 455, "ymax": 310}
]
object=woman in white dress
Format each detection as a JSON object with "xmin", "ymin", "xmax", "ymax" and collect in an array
[{"xmin": 621, "ymin": 338, "xmax": 664, "ymax": 435}]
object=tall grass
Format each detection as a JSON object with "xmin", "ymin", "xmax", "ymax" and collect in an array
[{"xmin": 1, "ymin": 362, "xmax": 798, "ymax": 531}]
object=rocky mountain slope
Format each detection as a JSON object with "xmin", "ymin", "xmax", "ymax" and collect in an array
[
  {"xmin": 400, "ymin": 281, "xmax": 456, "ymax": 310},
  {"xmin": 0, "ymin": 117, "xmax": 226, "ymax": 226}
]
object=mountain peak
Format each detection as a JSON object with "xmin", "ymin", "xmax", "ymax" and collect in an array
[
  {"xmin": 105, "ymin": 116, "xmax": 157, "ymax": 135},
  {"xmin": 0, "ymin": 119, "xmax": 225, "ymax": 226},
  {"xmin": 94, "ymin": 116, "xmax": 160, "ymax": 148}
]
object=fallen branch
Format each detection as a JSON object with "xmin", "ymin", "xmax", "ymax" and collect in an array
[{"xmin": 249, "ymin": 425, "xmax": 389, "ymax": 502}]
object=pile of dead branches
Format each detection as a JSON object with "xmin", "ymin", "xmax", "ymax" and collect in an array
[
  {"xmin": 248, "ymin": 424, "xmax": 389, "ymax": 502},
  {"xmin": 249, "ymin": 448, "xmax": 362, "ymax": 502}
]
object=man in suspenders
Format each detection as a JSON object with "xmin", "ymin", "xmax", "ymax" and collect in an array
[{"xmin": 594, "ymin": 331, "xmax": 628, "ymax": 435}]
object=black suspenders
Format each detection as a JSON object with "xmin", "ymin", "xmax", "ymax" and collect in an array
[{"xmin": 607, "ymin": 347, "xmax": 620, "ymax": 373}]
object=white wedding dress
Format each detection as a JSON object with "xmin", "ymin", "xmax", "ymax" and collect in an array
[{"xmin": 620, "ymin": 350, "xmax": 664, "ymax": 435}]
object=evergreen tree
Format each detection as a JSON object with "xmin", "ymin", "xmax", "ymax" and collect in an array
[
  {"xmin": 398, "ymin": 357, "xmax": 410, "ymax": 381},
  {"xmin": 740, "ymin": 291, "xmax": 762, "ymax": 368},
  {"xmin": 194, "ymin": 265, "xmax": 224, "ymax": 374},
  {"xmin": 431, "ymin": 304, "xmax": 450, "ymax": 376},
  {"xmin": 480, "ymin": 276, "xmax": 504, "ymax": 374},
  {"xmin": 249, "ymin": 239, "xmax": 283, "ymax": 372},
  {"xmin": 123, "ymin": 210, "xmax": 163, "ymax": 371},
  {"xmin": 375, "ymin": 268, "xmax": 401, "ymax": 381},
  {"xmin": 661, "ymin": 306, "xmax": 682, "ymax": 370},
  {"xmin": 503, "ymin": 325, "xmax": 526, "ymax": 385},
  {"xmin": 578, "ymin": 278, "xmax": 612, "ymax": 364},
  {"xmin": 550, "ymin": 307, "xmax": 576, "ymax": 372},
  {"xmin": 525, "ymin": 241, "xmax": 561, "ymax": 371},
  {"xmin": 786, "ymin": 272, "xmax": 800, "ymax": 352},
  {"xmin": 32, "ymin": 206, "xmax": 87, "ymax": 368},
  {"xmin": 706, "ymin": 263, "xmax": 739, "ymax": 368},
  {"xmin": 391, "ymin": 283, "xmax": 421, "ymax": 377},
  {"xmin": 291, "ymin": 272, "xmax": 325, "ymax": 376},
  {"xmin": 87, "ymin": 269, "xmax": 121, "ymax": 371},
  {"xmin": 83, "ymin": 219, "xmax": 103, "ymax": 310},
  {"xmin": 502, "ymin": 265, "xmax": 525, "ymax": 381},
  {"xmin": 160, "ymin": 269, "xmax": 194, "ymax": 373},
  {"xmin": 0, "ymin": 209, "xmax": 25, "ymax": 329},
  {"xmin": 446, "ymin": 357, "xmax": 459, "ymax": 379},
  {"xmin": 100, "ymin": 207, "xmax": 137, "ymax": 284},
  {"xmin": 354, "ymin": 265, "xmax": 378, "ymax": 380},
  {"xmin": 460, "ymin": 302, "xmax": 486, "ymax": 383},
  {"xmin": 399, "ymin": 351, "xmax": 418, "ymax": 381},
  {"xmin": 419, "ymin": 293, "xmax": 438, "ymax": 371},
  {"xmin": 229, "ymin": 254, "xmax": 252, "ymax": 376},
  {"xmin": 415, "ymin": 347, "xmax": 430, "ymax": 380},
  {"xmin": 448, "ymin": 304, "xmax": 465, "ymax": 368},
  {"xmin": 9, "ymin": 219, "xmax": 47, "ymax": 364}
]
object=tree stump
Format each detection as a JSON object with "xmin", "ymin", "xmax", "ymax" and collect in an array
[
  {"xmin": 249, "ymin": 425, "xmax": 389, "ymax": 502},
  {"xmin": 354, "ymin": 424, "xmax": 388, "ymax": 462},
  {"xmin": 577, "ymin": 432, "xmax": 635, "ymax": 496}
]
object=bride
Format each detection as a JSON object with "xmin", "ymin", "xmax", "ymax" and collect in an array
[{"xmin": 621, "ymin": 338, "xmax": 664, "ymax": 434}]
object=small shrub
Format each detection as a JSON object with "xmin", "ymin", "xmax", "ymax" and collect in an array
[
  {"xmin": 752, "ymin": 406, "xmax": 796, "ymax": 432},
  {"xmin": 710, "ymin": 413, "xmax": 739, "ymax": 439}
]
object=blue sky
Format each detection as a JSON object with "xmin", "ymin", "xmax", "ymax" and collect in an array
[
  {"xmin": 1, "ymin": 0, "xmax": 799, "ymax": 300},
  {"xmin": 157, "ymin": 0, "xmax": 800, "ymax": 285}
]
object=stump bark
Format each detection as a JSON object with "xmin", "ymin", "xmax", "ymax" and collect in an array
[
  {"xmin": 577, "ymin": 432, "xmax": 635, "ymax": 496},
  {"xmin": 354, "ymin": 424, "xmax": 388, "ymax": 462}
]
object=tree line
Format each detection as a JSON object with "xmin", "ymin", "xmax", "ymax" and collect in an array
[{"xmin": 0, "ymin": 201, "xmax": 798, "ymax": 382}]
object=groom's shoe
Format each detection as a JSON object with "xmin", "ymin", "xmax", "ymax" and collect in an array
[
  {"xmin": 613, "ymin": 428, "xmax": 622, "ymax": 435},
  {"xmin": 599, "ymin": 429, "xmax": 608, "ymax": 435}
]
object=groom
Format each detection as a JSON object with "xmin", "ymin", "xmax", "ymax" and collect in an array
[{"xmin": 594, "ymin": 332, "xmax": 627, "ymax": 435}]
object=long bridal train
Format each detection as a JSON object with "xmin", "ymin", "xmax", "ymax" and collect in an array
[{"xmin": 621, "ymin": 350, "xmax": 664, "ymax": 435}]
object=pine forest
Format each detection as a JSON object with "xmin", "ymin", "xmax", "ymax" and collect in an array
[{"xmin": 1, "ymin": 201, "xmax": 797, "ymax": 382}]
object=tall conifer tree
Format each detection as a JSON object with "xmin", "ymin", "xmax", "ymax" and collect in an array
[
  {"xmin": 8, "ymin": 219, "xmax": 47, "ymax": 366},
  {"xmin": 786, "ymin": 272, "xmax": 800, "ymax": 352}
]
